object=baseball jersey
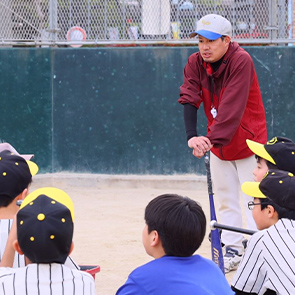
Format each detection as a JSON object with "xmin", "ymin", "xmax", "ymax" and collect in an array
[
  {"xmin": 0, "ymin": 219, "xmax": 79, "ymax": 270},
  {"xmin": 0, "ymin": 263, "xmax": 96, "ymax": 295},
  {"xmin": 116, "ymin": 255, "xmax": 234, "ymax": 295},
  {"xmin": 232, "ymin": 218, "xmax": 295, "ymax": 295},
  {"xmin": 0, "ymin": 219, "xmax": 25, "ymax": 268}
]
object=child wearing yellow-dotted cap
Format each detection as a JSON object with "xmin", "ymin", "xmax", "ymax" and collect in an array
[
  {"xmin": 0, "ymin": 187, "xmax": 96, "ymax": 295},
  {"xmin": 246, "ymin": 136, "xmax": 295, "ymax": 182},
  {"xmin": 0, "ymin": 149, "xmax": 38, "ymax": 268},
  {"xmin": 232, "ymin": 170, "xmax": 295, "ymax": 294},
  {"xmin": 0, "ymin": 150, "xmax": 79, "ymax": 271}
]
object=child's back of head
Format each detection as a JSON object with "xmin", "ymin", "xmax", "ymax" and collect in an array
[
  {"xmin": 0, "ymin": 150, "xmax": 38, "ymax": 208},
  {"xmin": 144, "ymin": 194, "xmax": 206, "ymax": 257},
  {"xmin": 16, "ymin": 187, "xmax": 74, "ymax": 264}
]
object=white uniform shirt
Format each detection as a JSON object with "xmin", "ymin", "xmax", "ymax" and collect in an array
[
  {"xmin": 0, "ymin": 219, "xmax": 25, "ymax": 268},
  {"xmin": 0, "ymin": 219, "xmax": 79, "ymax": 269},
  {"xmin": 232, "ymin": 218, "xmax": 295, "ymax": 295},
  {"xmin": 0, "ymin": 263, "xmax": 96, "ymax": 295}
]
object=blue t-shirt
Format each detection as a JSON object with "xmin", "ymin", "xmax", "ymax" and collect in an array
[{"xmin": 116, "ymin": 255, "xmax": 234, "ymax": 295}]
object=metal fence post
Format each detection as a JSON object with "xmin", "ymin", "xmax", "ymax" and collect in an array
[
  {"xmin": 104, "ymin": 0, "xmax": 107, "ymax": 40},
  {"xmin": 49, "ymin": 0, "xmax": 58, "ymax": 42},
  {"xmin": 288, "ymin": 0, "xmax": 293, "ymax": 44},
  {"xmin": 87, "ymin": 0, "xmax": 90, "ymax": 35},
  {"xmin": 249, "ymin": 0, "xmax": 254, "ymax": 36},
  {"xmin": 123, "ymin": 1, "xmax": 127, "ymax": 40},
  {"xmin": 269, "ymin": 0, "xmax": 278, "ymax": 41},
  {"xmin": 0, "ymin": 0, "xmax": 13, "ymax": 41},
  {"xmin": 278, "ymin": 0, "xmax": 285, "ymax": 39}
]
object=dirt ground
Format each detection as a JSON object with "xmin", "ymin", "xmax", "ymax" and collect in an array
[{"xmin": 31, "ymin": 173, "xmax": 238, "ymax": 295}]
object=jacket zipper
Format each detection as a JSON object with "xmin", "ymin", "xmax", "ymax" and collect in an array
[
  {"xmin": 210, "ymin": 77, "xmax": 225, "ymax": 158},
  {"xmin": 210, "ymin": 76, "xmax": 214, "ymax": 108}
]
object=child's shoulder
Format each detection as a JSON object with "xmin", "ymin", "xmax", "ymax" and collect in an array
[
  {"xmin": 247, "ymin": 229, "xmax": 267, "ymax": 250},
  {"xmin": 249, "ymin": 219, "xmax": 295, "ymax": 249}
]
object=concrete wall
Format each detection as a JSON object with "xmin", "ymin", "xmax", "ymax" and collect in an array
[{"xmin": 1, "ymin": 46, "xmax": 294, "ymax": 174}]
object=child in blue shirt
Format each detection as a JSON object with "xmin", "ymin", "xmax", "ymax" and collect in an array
[{"xmin": 116, "ymin": 194, "xmax": 234, "ymax": 295}]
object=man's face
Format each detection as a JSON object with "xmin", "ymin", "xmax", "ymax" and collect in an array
[
  {"xmin": 198, "ymin": 35, "xmax": 230, "ymax": 63},
  {"xmin": 253, "ymin": 157, "xmax": 268, "ymax": 182}
]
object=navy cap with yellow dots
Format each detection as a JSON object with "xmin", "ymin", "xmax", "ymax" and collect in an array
[
  {"xmin": 17, "ymin": 187, "xmax": 74, "ymax": 264},
  {"xmin": 0, "ymin": 150, "xmax": 38, "ymax": 200},
  {"xmin": 246, "ymin": 136, "xmax": 295, "ymax": 174},
  {"xmin": 242, "ymin": 169, "xmax": 295, "ymax": 210}
]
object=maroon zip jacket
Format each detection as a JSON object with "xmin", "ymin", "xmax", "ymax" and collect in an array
[{"xmin": 178, "ymin": 42, "xmax": 267, "ymax": 161}]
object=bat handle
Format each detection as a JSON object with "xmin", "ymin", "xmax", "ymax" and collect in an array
[
  {"xmin": 204, "ymin": 152, "xmax": 213, "ymax": 195},
  {"xmin": 211, "ymin": 220, "xmax": 257, "ymax": 236}
]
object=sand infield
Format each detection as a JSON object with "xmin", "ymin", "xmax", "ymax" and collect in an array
[{"xmin": 31, "ymin": 173, "xmax": 237, "ymax": 295}]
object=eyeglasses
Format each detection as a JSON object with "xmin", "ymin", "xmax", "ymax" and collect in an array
[{"xmin": 248, "ymin": 201, "xmax": 261, "ymax": 210}]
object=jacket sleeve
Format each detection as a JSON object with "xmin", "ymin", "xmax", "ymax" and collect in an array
[
  {"xmin": 178, "ymin": 54, "xmax": 203, "ymax": 109},
  {"xmin": 207, "ymin": 51, "xmax": 255, "ymax": 146},
  {"xmin": 183, "ymin": 103, "xmax": 198, "ymax": 141}
]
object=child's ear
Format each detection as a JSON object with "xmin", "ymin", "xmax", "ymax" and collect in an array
[
  {"xmin": 69, "ymin": 242, "xmax": 74, "ymax": 255},
  {"xmin": 14, "ymin": 189, "xmax": 28, "ymax": 203},
  {"xmin": 150, "ymin": 230, "xmax": 161, "ymax": 247},
  {"xmin": 13, "ymin": 240, "xmax": 24, "ymax": 255},
  {"xmin": 149, "ymin": 230, "xmax": 165, "ymax": 258},
  {"xmin": 20, "ymin": 188, "xmax": 28, "ymax": 200},
  {"xmin": 267, "ymin": 205, "xmax": 277, "ymax": 218}
]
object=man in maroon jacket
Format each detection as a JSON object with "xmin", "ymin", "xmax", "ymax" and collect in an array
[{"xmin": 178, "ymin": 14, "xmax": 267, "ymax": 273}]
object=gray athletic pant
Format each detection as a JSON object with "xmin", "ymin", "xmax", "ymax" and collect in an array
[{"xmin": 210, "ymin": 152, "xmax": 257, "ymax": 255}]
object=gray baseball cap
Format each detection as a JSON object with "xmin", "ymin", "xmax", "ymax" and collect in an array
[{"xmin": 190, "ymin": 14, "xmax": 232, "ymax": 39}]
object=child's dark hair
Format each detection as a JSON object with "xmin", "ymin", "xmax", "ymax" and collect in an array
[
  {"xmin": 0, "ymin": 179, "xmax": 32, "ymax": 208},
  {"xmin": 144, "ymin": 194, "xmax": 206, "ymax": 257},
  {"xmin": 0, "ymin": 150, "xmax": 35, "ymax": 208},
  {"xmin": 255, "ymin": 155, "xmax": 277, "ymax": 170},
  {"xmin": 260, "ymin": 198, "xmax": 295, "ymax": 220},
  {"xmin": 0, "ymin": 196, "xmax": 17, "ymax": 207}
]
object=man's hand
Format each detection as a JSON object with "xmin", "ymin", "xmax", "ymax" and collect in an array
[{"xmin": 188, "ymin": 136, "xmax": 213, "ymax": 158}]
